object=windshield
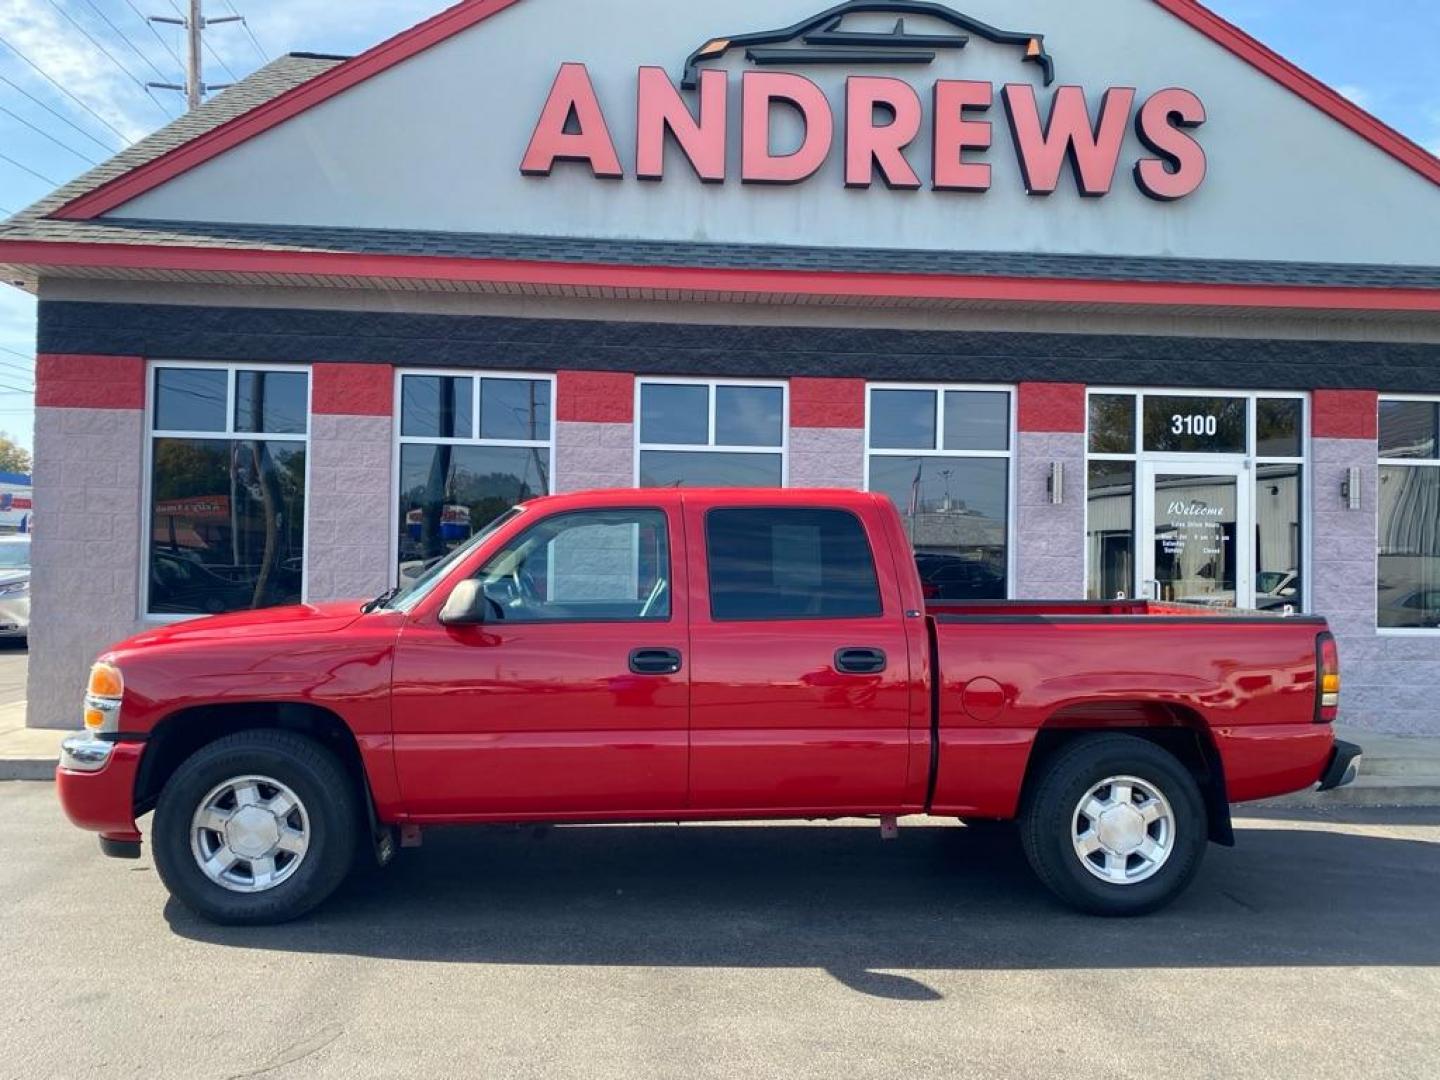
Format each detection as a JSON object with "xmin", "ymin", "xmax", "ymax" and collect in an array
[
  {"xmin": 386, "ymin": 508, "xmax": 522, "ymax": 613},
  {"xmin": 0, "ymin": 541, "xmax": 29, "ymax": 570}
]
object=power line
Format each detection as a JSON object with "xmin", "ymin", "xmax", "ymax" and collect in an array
[
  {"xmin": 121, "ymin": 0, "xmax": 185, "ymax": 72},
  {"xmin": 77, "ymin": 0, "xmax": 174, "ymax": 84},
  {"xmin": 0, "ymin": 346, "xmax": 34, "ymax": 362},
  {"xmin": 223, "ymin": 0, "xmax": 268, "ymax": 62},
  {"xmin": 0, "ymin": 359, "xmax": 34, "ymax": 376},
  {"xmin": 0, "ymin": 151, "xmax": 60, "ymax": 187},
  {"xmin": 0, "ymin": 102, "xmax": 99, "ymax": 165},
  {"xmin": 39, "ymin": 0, "xmax": 175, "ymax": 120},
  {"xmin": 0, "ymin": 35, "xmax": 133, "ymax": 145},
  {"xmin": 0, "ymin": 73, "xmax": 123, "ymax": 154}
]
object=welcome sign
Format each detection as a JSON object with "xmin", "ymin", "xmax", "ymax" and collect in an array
[{"xmin": 520, "ymin": 1, "xmax": 1208, "ymax": 201}]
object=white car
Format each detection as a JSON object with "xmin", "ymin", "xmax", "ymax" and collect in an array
[{"xmin": 0, "ymin": 535, "xmax": 30, "ymax": 640}]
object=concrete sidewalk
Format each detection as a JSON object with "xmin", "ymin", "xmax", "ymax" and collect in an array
[{"xmin": 3, "ymin": 715, "xmax": 1438, "ymax": 804}]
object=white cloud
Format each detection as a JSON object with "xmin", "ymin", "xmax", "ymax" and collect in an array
[
  {"xmin": 1335, "ymin": 84, "xmax": 1373, "ymax": 110},
  {"xmin": 0, "ymin": 1, "xmax": 170, "ymax": 145}
]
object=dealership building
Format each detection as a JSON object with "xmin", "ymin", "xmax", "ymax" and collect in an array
[{"xmin": 2, "ymin": 0, "xmax": 1438, "ymax": 734}]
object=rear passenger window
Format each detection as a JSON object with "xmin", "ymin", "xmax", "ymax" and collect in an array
[{"xmin": 706, "ymin": 508, "xmax": 883, "ymax": 620}]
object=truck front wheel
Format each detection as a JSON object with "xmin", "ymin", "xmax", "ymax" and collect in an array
[
  {"xmin": 1020, "ymin": 735, "xmax": 1208, "ymax": 916},
  {"xmin": 152, "ymin": 730, "xmax": 358, "ymax": 925}
]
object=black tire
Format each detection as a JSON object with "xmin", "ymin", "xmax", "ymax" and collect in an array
[
  {"xmin": 152, "ymin": 730, "xmax": 358, "ymax": 925},
  {"xmin": 1019, "ymin": 734, "xmax": 1208, "ymax": 917}
]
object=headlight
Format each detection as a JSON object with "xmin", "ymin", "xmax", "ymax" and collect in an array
[
  {"xmin": 84, "ymin": 661, "xmax": 124, "ymax": 734},
  {"xmin": 0, "ymin": 579, "xmax": 27, "ymax": 598}
]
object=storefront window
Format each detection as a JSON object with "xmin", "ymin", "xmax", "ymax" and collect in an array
[
  {"xmin": 1379, "ymin": 399, "xmax": 1440, "ymax": 630},
  {"xmin": 637, "ymin": 379, "xmax": 786, "ymax": 487},
  {"xmin": 866, "ymin": 385, "xmax": 1012, "ymax": 600},
  {"xmin": 1087, "ymin": 390, "xmax": 1306, "ymax": 608},
  {"xmin": 396, "ymin": 371, "xmax": 553, "ymax": 586},
  {"xmin": 147, "ymin": 364, "xmax": 309, "ymax": 617}
]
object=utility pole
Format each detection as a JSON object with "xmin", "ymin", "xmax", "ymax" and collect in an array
[
  {"xmin": 146, "ymin": 1, "xmax": 245, "ymax": 111},
  {"xmin": 185, "ymin": 0, "xmax": 203, "ymax": 111}
]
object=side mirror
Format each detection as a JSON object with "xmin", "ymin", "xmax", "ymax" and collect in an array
[{"xmin": 439, "ymin": 579, "xmax": 487, "ymax": 626}]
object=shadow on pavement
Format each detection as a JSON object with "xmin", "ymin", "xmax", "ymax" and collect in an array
[{"xmin": 166, "ymin": 819, "xmax": 1440, "ymax": 997}]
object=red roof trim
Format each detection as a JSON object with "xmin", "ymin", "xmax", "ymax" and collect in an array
[
  {"xmin": 52, "ymin": 0, "xmax": 528, "ymax": 220},
  {"xmin": 48, "ymin": 0, "xmax": 1440, "ymax": 222},
  {"xmin": 3, "ymin": 239, "xmax": 1437, "ymax": 312},
  {"xmin": 1153, "ymin": 0, "xmax": 1440, "ymax": 186}
]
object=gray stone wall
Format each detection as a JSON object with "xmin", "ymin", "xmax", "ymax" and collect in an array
[
  {"xmin": 1311, "ymin": 436, "xmax": 1440, "ymax": 735},
  {"xmin": 789, "ymin": 427, "xmax": 864, "ymax": 489},
  {"xmin": 28, "ymin": 406, "xmax": 146, "ymax": 730},
  {"xmin": 1015, "ymin": 432, "xmax": 1086, "ymax": 600},
  {"xmin": 554, "ymin": 421, "xmax": 635, "ymax": 493},
  {"xmin": 306, "ymin": 413, "xmax": 395, "ymax": 602}
]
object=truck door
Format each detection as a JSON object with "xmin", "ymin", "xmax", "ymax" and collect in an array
[
  {"xmin": 682, "ymin": 496, "xmax": 914, "ymax": 813},
  {"xmin": 390, "ymin": 503, "xmax": 689, "ymax": 817}
]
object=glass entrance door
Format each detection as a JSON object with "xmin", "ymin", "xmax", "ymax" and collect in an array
[{"xmin": 1139, "ymin": 462, "xmax": 1252, "ymax": 608}]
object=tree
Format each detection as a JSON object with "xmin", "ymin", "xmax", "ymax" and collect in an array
[{"xmin": 0, "ymin": 433, "xmax": 31, "ymax": 476}]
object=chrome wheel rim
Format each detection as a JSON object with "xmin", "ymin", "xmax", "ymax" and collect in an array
[
  {"xmin": 190, "ymin": 775, "xmax": 310, "ymax": 893},
  {"xmin": 1071, "ymin": 775, "xmax": 1175, "ymax": 886}
]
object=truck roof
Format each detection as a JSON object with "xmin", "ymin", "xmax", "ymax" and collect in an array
[{"xmin": 517, "ymin": 487, "xmax": 889, "ymax": 512}]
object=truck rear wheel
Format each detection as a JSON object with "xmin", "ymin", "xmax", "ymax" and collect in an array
[
  {"xmin": 152, "ymin": 730, "xmax": 358, "ymax": 925},
  {"xmin": 1020, "ymin": 734, "xmax": 1207, "ymax": 916}
]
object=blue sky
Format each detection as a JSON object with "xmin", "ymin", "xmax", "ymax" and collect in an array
[{"xmin": 1, "ymin": 0, "xmax": 1438, "ymax": 454}]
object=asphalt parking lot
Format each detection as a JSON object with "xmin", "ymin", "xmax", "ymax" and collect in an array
[{"xmin": 4, "ymin": 785, "xmax": 1438, "ymax": 1080}]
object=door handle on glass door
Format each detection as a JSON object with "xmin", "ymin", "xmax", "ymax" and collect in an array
[
  {"xmin": 834, "ymin": 648, "xmax": 887, "ymax": 675},
  {"xmin": 629, "ymin": 648, "xmax": 682, "ymax": 675}
]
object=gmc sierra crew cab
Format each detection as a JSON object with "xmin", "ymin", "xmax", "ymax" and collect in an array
[{"xmin": 56, "ymin": 488, "xmax": 1361, "ymax": 924}]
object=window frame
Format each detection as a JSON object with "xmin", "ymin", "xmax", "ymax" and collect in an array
[
  {"xmin": 634, "ymin": 377, "xmax": 790, "ymax": 487},
  {"xmin": 862, "ymin": 382, "xmax": 1017, "ymax": 600},
  {"xmin": 141, "ymin": 360, "xmax": 313, "ymax": 622},
  {"xmin": 1377, "ymin": 393, "xmax": 1440, "ymax": 637},
  {"xmin": 390, "ymin": 367, "xmax": 557, "ymax": 588},
  {"xmin": 1084, "ymin": 387, "xmax": 1311, "ymax": 609},
  {"xmin": 702, "ymin": 505, "xmax": 885, "ymax": 623}
]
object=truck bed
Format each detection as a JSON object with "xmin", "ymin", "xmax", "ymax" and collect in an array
[
  {"xmin": 927, "ymin": 599, "xmax": 1299, "ymax": 619},
  {"xmin": 924, "ymin": 600, "xmax": 1332, "ymax": 818}
]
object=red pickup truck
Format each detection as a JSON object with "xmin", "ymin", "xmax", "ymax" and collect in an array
[{"xmin": 57, "ymin": 488, "xmax": 1359, "ymax": 924}]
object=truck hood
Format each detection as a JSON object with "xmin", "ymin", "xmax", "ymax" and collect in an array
[{"xmin": 117, "ymin": 600, "xmax": 367, "ymax": 650}]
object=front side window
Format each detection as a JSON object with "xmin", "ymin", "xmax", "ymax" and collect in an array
[
  {"xmin": 1379, "ymin": 399, "xmax": 1440, "ymax": 630},
  {"xmin": 474, "ymin": 509, "xmax": 670, "ymax": 623},
  {"xmin": 866, "ymin": 385, "xmax": 1012, "ymax": 601},
  {"xmin": 147, "ymin": 365, "xmax": 309, "ymax": 616},
  {"xmin": 396, "ymin": 372, "xmax": 553, "ymax": 587},
  {"xmin": 637, "ymin": 380, "xmax": 786, "ymax": 488},
  {"xmin": 706, "ymin": 507, "xmax": 882, "ymax": 620}
]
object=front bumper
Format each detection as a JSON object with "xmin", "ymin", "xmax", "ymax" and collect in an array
[
  {"xmin": 1317, "ymin": 739, "xmax": 1363, "ymax": 792},
  {"xmin": 55, "ymin": 737, "xmax": 144, "ymax": 845}
]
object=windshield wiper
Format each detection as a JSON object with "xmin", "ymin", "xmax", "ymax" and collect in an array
[{"xmin": 361, "ymin": 586, "xmax": 401, "ymax": 614}]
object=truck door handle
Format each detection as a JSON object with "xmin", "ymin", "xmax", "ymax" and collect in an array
[
  {"xmin": 629, "ymin": 647, "xmax": 682, "ymax": 676},
  {"xmin": 834, "ymin": 647, "xmax": 887, "ymax": 675}
]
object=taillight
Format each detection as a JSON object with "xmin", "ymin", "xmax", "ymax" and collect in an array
[{"xmin": 1316, "ymin": 632, "xmax": 1340, "ymax": 723}]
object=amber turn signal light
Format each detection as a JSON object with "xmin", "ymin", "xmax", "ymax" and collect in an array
[{"xmin": 88, "ymin": 661, "xmax": 124, "ymax": 700}]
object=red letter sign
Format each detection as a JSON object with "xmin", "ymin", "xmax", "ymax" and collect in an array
[
  {"xmin": 1002, "ymin": 84, "xmax": 1135, "ymax": 196},
  {"xmin": 933, "ymin": 80, "xmax": 993, "ymax": 192},
  {"xmin": 1134, "ymin": 88, "xmax": 1207, "ymax": 201},
  {"xmin": 520, "ymin": 63, "xmax": 623, "ymax": 179},
  {"xmin": 845, "ymin": 76, "xmax": 922, "ymax": 190},
  {"xmin": 636, "ymin": 67, "xmax": 727, "ymax": 183},
  {"xmin": 741, "ymin": 72, "xmax": 834, "ymax": 185}
]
